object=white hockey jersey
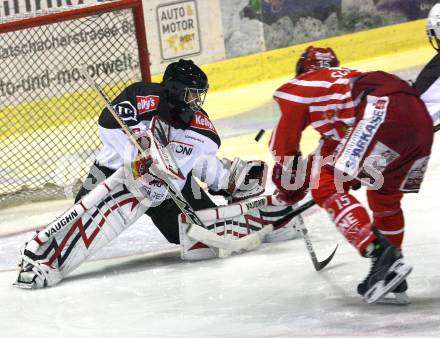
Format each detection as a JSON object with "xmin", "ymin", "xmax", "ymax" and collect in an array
[
  {"xmin": 415, "ymin": 52, "xmax": 440, "ymax": 122},
  {"xmin": 95, "ymin": 111, "xmax": 228, "ymax": 202}
]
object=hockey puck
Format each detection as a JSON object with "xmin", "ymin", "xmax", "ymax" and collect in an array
[{"xmin": 254, "ymin": 129, "xmax": 265, "ymax": 142}]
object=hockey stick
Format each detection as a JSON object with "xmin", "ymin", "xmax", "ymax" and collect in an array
[
  {"xmin": 296, "ymin": 214, "xmax": 338, "ymax": 271},
  {"xmin": 186, "ymin": 222, "xmax": 273, "ymax": 252},
  {"xmin": 435, "ymin": 123, "xmax": 440, "ymax": 132},
  {"xmin": 272, "ymin": 199, "xmax": 316, "ymax": 227},
  {"xmin": 273, "ymin": 199, "xmax": 337, "ymax": 271},
  {"xmin": 252, "ymin": 129, "xmax": 337, "ymax": 270}
]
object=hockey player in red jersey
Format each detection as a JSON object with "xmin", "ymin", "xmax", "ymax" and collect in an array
[{"xmin": 270, "ymin": 46, "xmax": 434, "ymax": 303}]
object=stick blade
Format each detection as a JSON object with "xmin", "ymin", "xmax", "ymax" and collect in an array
[{"xmin": 314, "ymin": 244, "xmax": 338, "ymax": 271}]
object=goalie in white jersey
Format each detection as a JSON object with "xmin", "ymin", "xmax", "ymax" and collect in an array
[
  {"xmin": 14, "ymin": 59, "xmax": 299, "ymax": 289},
  {"xmin": 74, "ymin": 58, "xmax": 263, "ymax": 245}
]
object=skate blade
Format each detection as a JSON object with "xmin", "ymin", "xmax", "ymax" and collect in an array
[
  {"xmin": 363, "ymin": 259, "xmax": 412, "ymax": 304},
  {"xmin": 376, "ymin": 291, "xmax": 410, "ymax": 305},
  {"xmin": 12, "ymin": 281, "xmax": 35, "ymax": 290}
]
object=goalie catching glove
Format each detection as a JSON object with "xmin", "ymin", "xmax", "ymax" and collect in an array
[{"xmin": 208, "ymin": 158, "xmax": 267, "ymax": 203}]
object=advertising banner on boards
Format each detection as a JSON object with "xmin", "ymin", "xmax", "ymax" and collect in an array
[
  {"xmin": 143, "ymin": 0, "xmax": 225, "ymax": 75},
  {"xmin": 0, "ymin": 0, "xmax": 103, "ymax": 21},
  {"xmin": 221, "ymin": 0, "xmax": 438, "ymax": 58},
  {"xmin": 156, "ymin": 0, "xmax": 201, "ymax": 60}
]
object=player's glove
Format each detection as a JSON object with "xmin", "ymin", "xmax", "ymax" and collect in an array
[
  {"xmin": 209, "ymin": 159, "xmax": 267, "ymax": 203},
  {"xmin": 272, "ymin": 153, "xmax": 309, "ymax": 205},
  {"xmin": 132, "ymin": 154, "xmax": 153, "ymax": 179}
]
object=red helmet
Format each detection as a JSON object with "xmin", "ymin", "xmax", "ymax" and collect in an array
[{"xmin": 295, "ymin": 46, "xmax": 340, "ymax": 76}]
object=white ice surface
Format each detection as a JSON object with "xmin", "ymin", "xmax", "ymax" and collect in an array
[
  {"xmin": 0, "ymin": 138, "xmax": 439, "ymax": 337},
  {"xmin": 1, "ymin": 67, "xmax": 440, "ymax": 336}
]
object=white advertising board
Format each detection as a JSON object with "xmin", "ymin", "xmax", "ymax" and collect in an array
[
  {"xmin": 156, "ymin": 0, "xmax": 201, "ymax": 60},
  {"xmin": 142, "ymin": 0, "xmax": 225, "ymax": 75},
  {"xmin": 0, "ymin": 0, "xmax": 103, "ymax": 21}
]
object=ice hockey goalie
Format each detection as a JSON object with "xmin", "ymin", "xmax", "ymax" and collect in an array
[{"xmin": 14, "ymin": 119, "xmax": 300, "ymax": 289}]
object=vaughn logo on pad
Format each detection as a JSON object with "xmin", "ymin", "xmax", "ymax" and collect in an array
[
  {"xmin": 44, "ymin": 209, "xmax": 80, "ymax": 237},
  {"xmin": 136, "ymin": 95, "xmax": 160, "ymax": 114}
]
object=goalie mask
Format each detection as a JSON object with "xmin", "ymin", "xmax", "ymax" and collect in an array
[
  {"xmin": 295, "ymin": 46, "xmax": 339, "ymax": 76},
  {"xmin": 427, "ymin": 3, "xmax": 440, "ymax": 51},
  {"xmin": 162, "ymin": 59, "xmax": 209, "ymax": 128}
]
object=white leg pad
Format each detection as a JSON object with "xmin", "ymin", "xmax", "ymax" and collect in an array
[{"xmin": 14, "ymin": 169, "xmax": 150, "ymax": 289}]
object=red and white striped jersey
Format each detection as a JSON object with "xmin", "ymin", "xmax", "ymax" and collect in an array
[{"xmin": 270, "ymin": 67, "xmax": 363, "ymax": 162}]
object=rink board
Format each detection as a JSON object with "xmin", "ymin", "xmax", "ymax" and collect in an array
[{"xmin": 153, "ymin": 19, "xmax": 434, "ymax": 93}]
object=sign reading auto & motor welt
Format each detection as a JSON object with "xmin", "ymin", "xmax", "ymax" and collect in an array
[{"xmin": 157, "ymin": 0, "xmax": 201, "ymax": 60}]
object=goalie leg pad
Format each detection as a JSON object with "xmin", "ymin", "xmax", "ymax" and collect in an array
[
  {"xmin": 14, "ymin": 250, "xmax": 63, "ymax": 289},
  {"xmin": 14, "ymin": 169, "xmax": 149, "ymax": 289},
  {"xmin": 258, "ymin": 205, "xmax": 301, "ymax": 243},
  {"xmin": 179, "ymin": 210, "xmax": 272, "ymax": 260},
  {"xmin": 178, "ymin": 199, "xmax": 301, "ymax": 260},
  {"xmin": 179, "ymin": 221, "xmax": 218, "ymax": 261}
]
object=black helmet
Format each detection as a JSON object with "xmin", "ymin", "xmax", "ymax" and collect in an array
[{"xmin": 161, "ymin": 59, "xmax": 208, "ymax": 127}]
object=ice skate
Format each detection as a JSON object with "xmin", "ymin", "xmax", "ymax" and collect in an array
[
  {"xmin": 358, "ymin": 231, "xmax": 412, "ymax": 305},
  {"xmin": 13, "ymin": 239, "xmax": 63, "ymax": 289}
]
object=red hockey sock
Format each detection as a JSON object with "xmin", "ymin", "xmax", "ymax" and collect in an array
[
  {"xmin": 323, "ymin": 193, "xmax": 376, "ymax": 254},
  {"xmin": 367, "ymin": 190, "xmax": 404, "ymax": 249},
  {"xmin": 372, "ymin": 209, "xmax": 404, "ymax": 249}
]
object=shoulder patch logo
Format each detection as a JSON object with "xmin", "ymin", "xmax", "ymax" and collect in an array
[
  {"xmin": 114, "ymin": 101, "xmax": 137, "ymax": 121},
  {"xmin": 191, "ymin": 111, "xmax": 217, "ymax": 134},
  {"xmin": 136, "ymin": 95, "xmax": 160, "ymax": 114}
]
